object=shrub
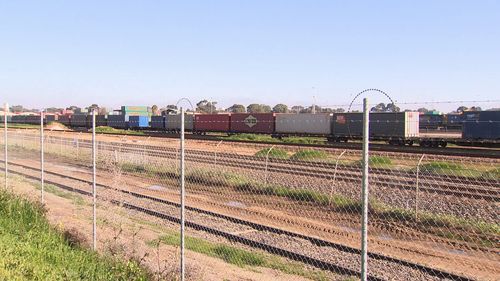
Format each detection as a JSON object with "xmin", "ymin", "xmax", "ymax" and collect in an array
[
  {"xmin": 290, "ymin": 150, "xmax": 328, "ymax": 161},
  {"xmin": 254, "ymin": 148, "xmax": 289, "ymax": 159}
]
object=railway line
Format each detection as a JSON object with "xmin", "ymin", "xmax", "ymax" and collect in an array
[
  {"xmin": 37, "ymin": 135, "xmax": 499, "ymax": 201},
  {"xmin": 4, "ymin": 159, "xmax": 475, "ymax": 281},
  {"xmin": 9, "ymin": 127, "xmax": 500, "ymax": 158}
]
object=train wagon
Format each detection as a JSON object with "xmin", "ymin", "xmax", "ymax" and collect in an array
[
  {"xmin": 58, "ymin": 115, "xmax": 71, "ymax": 126},
  {"xmin": 151, "ymin": 116, "xmax": 165, "ymax": 129},
  {"xmin": 230, "ymin": 113, "xmax": 275, "ymax": 134},
  {"xmin": 25, "ymin": 115, "xmax": 42, "ymax": 125},
  {"xmin": 107, "ymin": 115, "xmax": 127, "ymax": 129},
  {"xmin": 45, "ymin": 115, "xmax": 58, "ymax": 123},
  {"xmin": 331, "ymin": 112, "xmax": 420, "ymax": 144},
  {"xmin": 165, "ymin": 114, "xmax": 194, "ymax": 132},
  {"xmin": 419, "ymin": 114, "xmax": 444, "ymax": 130},
  {"xmin": 129, "ymin": 116, "xmax": 149, "ymax": 129},
  {"xmin": 275, "ymin": 113, "xmax": 332, "ymax": 136},
  {"xmin": 462, "ymin": 111, "xmax": 500, "ymax": 140},
  {"xmin": 70, "ymin": 114, "xmax": 88, "ymax": 127},
  {"xmin": 194, "ymin": 114, "xmax": 231, "ymax": 133}
]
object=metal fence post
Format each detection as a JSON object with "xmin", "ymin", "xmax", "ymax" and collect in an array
[
  {"xmin": 415, "ymin": 154, "xmax": 425, "ymax": 221},
  {"xmin": 360, "ymin": 98, "xmax": 370, "ymax": 281},
  {"xmin": 214, "ymin": 140, "xmax": 223, "ymax": 165},
  {"xmin": 329, "ymin": 150, "xmax": 347, "ymax": 204},
  {"xmin": 4, "ymin": 102, "xmax": 8, "ymax": 190},
  {"xmin": 179, "ymin": 107, "xmax": 186, "ymax": 281},
  {"xmin": 264, "ymin": 145, "xmax": 275, "ymax": 185},
  {"xmin": 40, "ymin": 110, "xmax": 45, "ymax": 203},
  {"xmin": 92, "ymin": 109, "xmax": 97, "ymax": 250}
]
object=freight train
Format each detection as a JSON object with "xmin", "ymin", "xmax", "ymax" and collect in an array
[
  {"xmin": 4, "ymin": 110, "xmax": 499, "ymax": 147},
  {"xmin": 419, "ymin": 113, "xmax": 464, "ymax": 131}
]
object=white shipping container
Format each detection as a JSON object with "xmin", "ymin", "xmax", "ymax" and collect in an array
[{"xmin": 275, "ymin": 113, "xmax": 332, "ymax": 135}]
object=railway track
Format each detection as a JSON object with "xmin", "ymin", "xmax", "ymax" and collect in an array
[
  {"xmin": 5, "ymin": 160, "xmax": 474, "ymax": 281},
  {"xmin": 9, "ymin": 127, "xmax": 500, "ymax": 158},
  {"xmin": 50, "ymin": 137, "xmax": 500, "ymax": 201}
]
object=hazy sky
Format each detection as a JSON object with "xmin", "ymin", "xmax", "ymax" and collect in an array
[{"xmin": 1, "ymin": 1, "xmax": 499, "ymax": 112}]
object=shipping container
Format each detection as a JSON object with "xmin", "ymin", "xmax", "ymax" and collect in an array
[
  {"xmin": 107, "ymin": 115, "xmax": 127, "ymax": 129},
  {"xmin": 331, "ymin": 112, "xmax": 419, "ymax": 139},
  {"xmin": 462, "ymin": 111, "xmax": 500, "ymax": 140},
  {"xmin": 419, "ymin": 114, "xmax": 444, "ymax": 129},
  {"xmin": 275, "ymin": 113, "xmax": 332, "ymax": 135},
  {"xmin": 0, "ymin": 116, "xmax": 12, "ymax": 123},
  {"xmin": 70, "ymin": 114, "xmax": 88, "ymax": 127},
  {"xmin": 165, "ymin": 114, "xmax": 194, "ymax": 131},
  {"xmin": 151, "ymin": 116, "xmax": 165, "ymax": 129},
  {"xmin": 230, "ymin": 113, "xmax": 275, "ymax": 134},
  {"xmin": 129, "ymin": 116, "xmax": 150, "ymax": 128},
  {"xmin": 194, "ymin": 114, "xmax": 231, "ymax": 132},
  {"xmin": 25, "ymin": 115, "xmax": 42, "ymax": 125}
]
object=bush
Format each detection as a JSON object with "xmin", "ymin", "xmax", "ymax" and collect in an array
[{"xmin": 421, "ymin": 161, "xmax": 464, "ymax": 173}]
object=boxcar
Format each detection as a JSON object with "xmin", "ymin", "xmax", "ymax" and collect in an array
[
  {"xmin": 107, "ymin": 115, "xmax": 127, "ymax": 129},
  {"xmin": 462, "ymin": 111, "xmax": 500, "ymax": 140},
  {"xmin": 25, "ymin": 115, "xmax": 41, "ymax": 125},
  {"xmin": 11, "ymin": 115, "xmax": 27, "ymax": 123},
  {"xmin": 419, "ymin": 114, "xmax": 444, "ymax": 130},
  {"xmin": 45, "ymin": 115, "xmax": 58, "ymax": 123},
  {"xmin": 129, "ymin": 116, "xmax": 149, "ymax": 129},
  {"xmin": 151, "ymin": 116, "xmax": 165, "ymax": 129},
  {"xmin": 230, "ymin": 113, "xmax": 275, "ymax": 134},
  {"xmin": 194, "ymin": 114, "xmax": 231, "ymax": 133},
  {"xmin": 58, "ymin": 115, "xmax": 71, "ymax": 126},
  {"xmin": 70, "ymin": 114, "xmax": 88, "ymax": 127},
  {"xmin": 165, "ymin": 114, "xmax": 194, "ymax": 132},
  {"xmin": 275, "ymin": 113, "xmax": 332, "ymax": 135},
  {"xmin": 331, "ymin": 112, "xmax": 419, "ymax": 140}
]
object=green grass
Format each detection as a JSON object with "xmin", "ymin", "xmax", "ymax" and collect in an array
[
  {"xmin": 254, "ymin": 148, "xmax": 289, "ymax": 159},
  {"xmin": 0, "ymin": 190, "xmax": 151, "ymax": 280},
  {"xmin": 223, "ymin": 134, "xmax": 327, "ymax": 145},
  {"xmin": 95, "ymin": 126, "xmax": 145, "ymax": 135},
  {"xmin": 482, "ymin": 167, "xmax": 500, "ymax": 180},
  {"xmin": 355, "ymin": 156, "xmax": 393, "ymax": 167},
  {"xmin": 150, "ymin": 232, "xmax": 330, "ymax": 281},
  {"xmin": 421, "ymin": 161, "xmax": 464, "ymax": 172},
  {"xmin": 34, "ymin": 183, "xmax": 86, "ymax": 206},
  {"xmin": 290, "ymin": 149, "xmax": 329, "ymax": 161},
  {"xmin": 5, "ymin": 123, "xmax": 40, "ymax": 129}
]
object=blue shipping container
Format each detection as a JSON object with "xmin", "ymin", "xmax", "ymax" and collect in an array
[
  {"xmin": 129, "ymin": 116, "xmax": 149, "ymax": 128},
  {"xmin": 462, "ymin": 111, "xmax": 500, "ymax": 140}
]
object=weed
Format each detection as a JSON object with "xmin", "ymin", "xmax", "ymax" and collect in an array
[
  {"xmin": 254, "ymin": 148, "xmax": 289, "ymax": 159},
  {"xmin": 290, "ymin": 149, "xmax": 328, "ymax": 161}
]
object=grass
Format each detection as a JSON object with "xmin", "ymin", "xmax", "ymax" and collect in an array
[
  {"xmin": 0, "ymin": 190, "xmax": 151, "ymax": 280},
  {"xmin": 149, "ymin": 232, "xmax": 330, "ymax": 281},
  {"xmin": 223, "ymin": 134, "xmax": 327, "ymax": 145},
  {"xmin": 34, "ymin": 183, "xmax": 86, "ymax": 206},
  {"xmin": 5, "ymin": 123, "xmax": 40, "ymax": 129},
  {"xmin": 355, "ymin": 155, "xmax": 393, "ymax": 167},
  {"xmin": 95, "ymin": 126, "xmax": 145, "ymax": 135},
  {"xmin": 290, "ymin": 149, "xmax": 329, "ymax": 161},
  {"xmin": 254, "ymin": 147, "xmax": 289, "ymax": 159},
  {"xmin": 482, "ymin": 167, "xmax": 500, "ymax": 180}
]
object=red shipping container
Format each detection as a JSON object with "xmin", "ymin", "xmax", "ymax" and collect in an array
[
  {"xmin": 230, "ymin": 113, "xmax": 275, "ymax": 134},
  {"xmin": 194, "ymin": 114, "xmax": 231, "ymax": 132}
]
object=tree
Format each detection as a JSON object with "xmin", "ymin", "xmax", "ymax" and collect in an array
[
  {"xmin": 371, "ymin": 103, "xmax": 386, "ymax": 112},
  {"xmin": 272, "ymin": 104, "xmax": 288, "ymax": 113},
  {"xmin": 10, "ymin": 105, "xmax": 25, "ymax": 113},
  {"xmin": 162, "ymin": 105, "xmax": 178, "ymax": 115},
  {"xmin": 417, "ymin": 107, "xmax": 429, "ymax": 113},
  {"xmin": 98, "ymin": 107, "xmax": 108, "ymax": 115},
  {"xmin": 66, "ymin": 106, "xmax": 82, "ymax": 114},
  {"xmin": 333, "ymin": 108, "xmax": 345, "ymax": 113},
  {"xmin": 469, "ymin": 106, "xmax": 482, "ymax": 111},
  {"xmin": 290, "ymin": 106, "xmax": 304, "ymax": 114},
  {"xmin": 196, "ymin": 100, "xmax": 217, "ymax": 113},
  {"xmin": 247, "ymin": 104, "xmax": 272, "ymax": 113},
  {"xmin": 456, "ymin": 106, "xmax": 468, "ymax": 113},
  {"xmin": 151, "ymin": 105, "xmax": 159, "ymax": 116},
  {"xmin": 46, "ymin": 107, "xmax": 63, "ymax": 114},
  {"xmin": 385, "ymin": 103, "xmax": 400, "ymax": 112},
  {"xmin": 227, "ymin": 104, "xmax": 246, "ymax": 113},
  {"xmin": 300, "ymin": 105, "xmax": 322, "ymax": 113},
  {"xmin": 87, "ymin": 104, "xmax": 99, "ymax": 113}
]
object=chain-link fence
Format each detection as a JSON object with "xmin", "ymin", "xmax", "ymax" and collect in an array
[{"xmin": 0, "ymin": 112, "xmax": 499, "ymax": 280}]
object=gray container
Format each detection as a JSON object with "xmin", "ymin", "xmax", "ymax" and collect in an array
[
  {"xmin": 58, "ymin": 115, "xmax": 71, "ymax": 126},
  {"xmin": 107, "ymin": 115, "xmax": 127, "ymax": 129},
  {"xmin": 71, "ymin": 114, "xmax": 89, "ymax": 127},
  {"xmin": 46, "ymin": 115, "xmax": 58, "ymax": 123},
  {"xmin": 332, "ymin": 112, "xmax": 419, "ymax": 138},
  {"xmin": 275, "ymin": 113, "xmax": 332, "ymax": 135},
  {"xmin": 165, "ymin": 114, "xmax": 194, "ymax": 131},
  {"xmin": 11, "ymin": 115, "xmax": 26, "ymax": 123},
  {"xmin": 462, "ymin": 111, "xmax": 500, "ymax": 140},
  {"xmin": 151, "ymin": 116, "xmax": 165, "ymax": 129},
  {"xmin": 95, "ymin": 115, "xmax": 107, "ymax": 127}
]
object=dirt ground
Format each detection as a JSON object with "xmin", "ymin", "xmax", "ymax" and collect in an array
[{"xmin": 7, "ymin": 174, "xmax": 328, "ymax": 281}]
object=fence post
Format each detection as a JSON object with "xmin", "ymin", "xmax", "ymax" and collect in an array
[
  {"xmin": 415, "ymin": 154, "xmax": 425, "ymax": 221},
  {"xmin": 360, "ymin": 98, "xmax": 370, "ymax": 281},
  {"xmin": 40, "ymin": 110, "xmax": 45, "ymax": 203},
  {"xmin": 179, "ymin": 107, "xmax": 186, "ymax": 281},
  {"xmin": 92, "ymin": 109, "xmax": 97, "ymax": 250},
  {"xmin": 264, "ymin": 145, "xmax": 275, "ymax": 185},
  {"xmin": 4, "ymin": 102, "xmax": 8, "ymax": 190},
  {"xmin": 329, "ymin": 150, "xmax": 347, "ymax": 204},
  {"xmin": 214, "ymin": 140, "xmax": 223, "ymax": 165}
]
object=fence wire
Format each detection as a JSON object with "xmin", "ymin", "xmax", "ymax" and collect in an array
[{"xmin": 0, "ymin": 124, "xmax": 498, "ymax": 280}]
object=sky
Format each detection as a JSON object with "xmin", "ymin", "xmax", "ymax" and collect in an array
[{"xmin": 0, "ymin": 0, "xmax": 499, "ymax": 112}]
